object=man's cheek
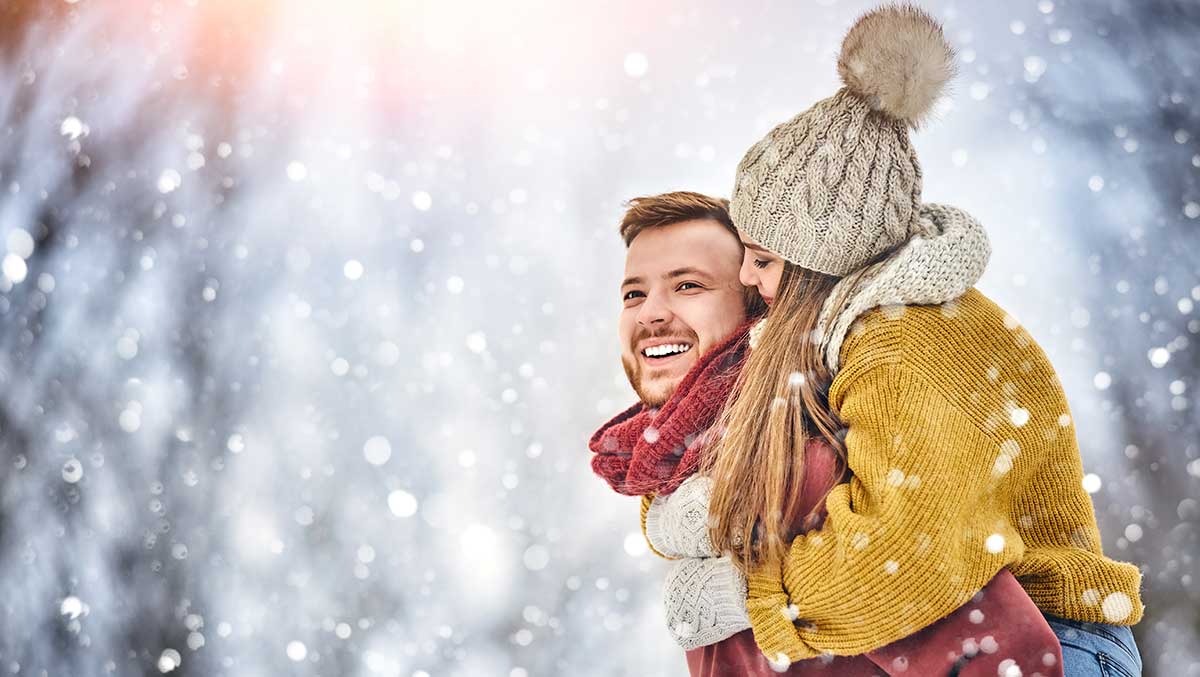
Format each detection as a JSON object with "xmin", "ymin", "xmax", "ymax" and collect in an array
[{"xmin": 617, "ymin": 324, "xmax": 634, "ymax": 349}]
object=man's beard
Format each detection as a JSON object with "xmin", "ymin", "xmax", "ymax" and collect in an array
[
  {"xmin": 622, "ymin": 354, "xmax": 677, "ymax": 408},
  {"xmin": 622, "ymin": 328, "xmax": 698, "ymax": 407}
]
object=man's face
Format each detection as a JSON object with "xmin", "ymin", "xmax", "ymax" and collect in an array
[{"xmin": 619, "ymin": 219, "xmax": 748, "ymax": 407}]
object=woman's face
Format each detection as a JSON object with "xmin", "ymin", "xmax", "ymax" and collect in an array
[{"xmin": 736, "ymin": 227, "xmax": 784, "ymax": 305}]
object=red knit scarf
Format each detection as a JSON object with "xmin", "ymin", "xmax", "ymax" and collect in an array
[{"xmin": 589, "ymin": 321, "xmax": 754, "ymax": 496}]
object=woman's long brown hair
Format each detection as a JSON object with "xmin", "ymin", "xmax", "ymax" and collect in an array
[{"xmin": 702, "ymin": 261, "xmax": 849, "ymax": 572}]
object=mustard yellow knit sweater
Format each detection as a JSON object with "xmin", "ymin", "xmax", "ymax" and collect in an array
[{"xmin": 745, "ymin": 288, "xmax": 1144, "ymax": 662}]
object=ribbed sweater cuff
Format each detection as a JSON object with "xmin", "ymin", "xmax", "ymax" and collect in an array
[
  {"xmin": 745, "ymin": 563, "xmax": 785, "ymax": 598},
  {"xmin": 746, "ymin": 590, "xmax": 815, "ymax": 663},
  {"xmin": 1028, "ymin": 551, "xmax": 1144, "ymax": 625}
]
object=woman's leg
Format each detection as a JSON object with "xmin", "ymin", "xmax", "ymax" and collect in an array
[{"xmin": 1042, "ymin": 614, "xmax": 1142, "ymax": 677}]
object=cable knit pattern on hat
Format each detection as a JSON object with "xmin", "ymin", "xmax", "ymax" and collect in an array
[
  {"xmin": 731, "ymin": 91, "xmax": 922, "ymax": 276},
  {"xmin": 729, "ymin": 4, "xmax": 955, "ymax": 276}
]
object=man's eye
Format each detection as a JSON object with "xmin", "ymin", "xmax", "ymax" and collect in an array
[
  {"xmin": 623, "ymin": 290, "xmax": 645, "ymax": 301},
  {"xmin": 753, "ymin": 259, "xmax": 770, "ymax": 269},
  {"xmin": 677, "ymin": 282, "xmax": 703, "ymax": 291}
]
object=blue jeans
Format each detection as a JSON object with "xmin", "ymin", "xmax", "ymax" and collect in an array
[{"xmin": 1043, "ymin": 614, "xmax": 1142, "ymax": 677}]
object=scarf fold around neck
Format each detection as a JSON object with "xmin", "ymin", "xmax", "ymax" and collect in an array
[
  {"xmin": 815, "ymin": 202, "xmax": 991, "ymax": 375},
  {"xmin": 589, "ymin": 320, "xmax": 755, "ymax": 497}
]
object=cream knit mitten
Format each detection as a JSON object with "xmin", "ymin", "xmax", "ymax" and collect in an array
[
  {"xmin": 644, "ymin": 474, "xmax": 719, "ymax": 558},
  {"xmin": 663, "ymin": 555, "xmax": 752, "ymax": 650},
  {"xmin": 646, "ymin": 474, "xmax": 751, "ymax": 649}
]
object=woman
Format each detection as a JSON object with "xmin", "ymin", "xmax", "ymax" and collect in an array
[{"xmin": 704, "ymin": 5, "xmax": 1143, "ymax": 676}]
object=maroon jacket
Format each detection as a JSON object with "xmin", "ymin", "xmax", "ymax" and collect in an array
[{"xmin": 685, "ymin": 439, "xmax": 1063, "ymax": 677}]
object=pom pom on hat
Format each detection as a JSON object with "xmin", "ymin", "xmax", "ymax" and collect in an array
[
  {"xmin": 729, "ymin": 2, "xmax": 962, "ymax": 277},
  {"xmin": 837, "ymin": 3, "xmax": 956, "ymax": 128}
]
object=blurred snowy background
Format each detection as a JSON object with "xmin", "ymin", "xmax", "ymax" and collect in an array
[{"xmin": 0, "ymin": 0, "xmax": 1196, "ymax": 675}]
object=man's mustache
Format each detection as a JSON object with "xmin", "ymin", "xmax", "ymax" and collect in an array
[{"xmin": 629, "ymin": 326, "xmax": 698, "ymax": 352}]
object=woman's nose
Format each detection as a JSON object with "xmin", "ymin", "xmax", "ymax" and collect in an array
[{"xmin": 739, "ymin": 256, "xmax": 757, "ymax": 289}]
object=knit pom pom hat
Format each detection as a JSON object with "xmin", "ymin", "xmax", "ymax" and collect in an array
[{"xmin": 730, "ymin": 3, "xmax": 957, "ymax": 276}]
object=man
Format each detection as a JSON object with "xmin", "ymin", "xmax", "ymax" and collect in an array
[
  {"xmin": 591, "ymin": 190, "xmax": 762, "ymax": 501},
  {"xmin": 614, "ymin": 191, "xmax": 762, "ymax": 408},
  {"xmin": 590, "ymin": 191, "xmax": 787, "ymax": 674}
]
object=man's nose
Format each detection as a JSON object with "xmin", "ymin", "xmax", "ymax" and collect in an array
[{"xmin": 636, "ymin": 290, "xmax": 672, "ymax": 327}]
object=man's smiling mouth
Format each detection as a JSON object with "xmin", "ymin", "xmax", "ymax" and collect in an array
[{"xmin": 641, "ymin": 343, "xmax": 693, "ymax": 360}]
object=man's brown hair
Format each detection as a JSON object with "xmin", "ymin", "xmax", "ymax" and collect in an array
[
  {"xmin": 618, "ymin": 191, "xmax": 737, "ymax": 247},
  {"xmin": 618, "ymin": 191, "xmax": 765, "ymax": 316}
]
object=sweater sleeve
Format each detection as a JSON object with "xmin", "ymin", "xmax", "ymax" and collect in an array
[{"xmin": 746, "ymin": 361, "xmax": 1025, "ymax": 661}]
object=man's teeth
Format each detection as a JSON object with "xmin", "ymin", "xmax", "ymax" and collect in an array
[{"xmin": 643, "ymin": 343, "xmax": 693, "ymax": 358}]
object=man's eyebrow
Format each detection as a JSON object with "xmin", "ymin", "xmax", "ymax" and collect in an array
[
  {"xmin": 666, "ymin": 266, "xmax": 712, "ymax": 279},
  {"xmin": 621, "ymin": 268, "xmax": 712, "ymax": 288}
]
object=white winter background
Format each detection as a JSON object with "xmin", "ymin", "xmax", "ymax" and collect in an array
[{"xmin": 0, "ymin": 0, "xmax": 1196, "ymax": 676}]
